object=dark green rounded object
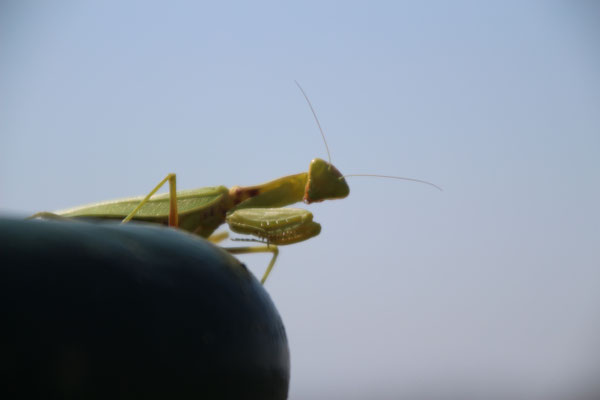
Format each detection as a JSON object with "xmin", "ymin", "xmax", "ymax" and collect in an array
[{"xmin": 0, "ymin": 217, "xmax": 289, "ymax": 400}]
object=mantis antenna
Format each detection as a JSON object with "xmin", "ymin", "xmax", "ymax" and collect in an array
[
  {"xmin": 342, "ymin": 174, "xmax": 443, "ymax": 191},
  {"xmin": 295, "ymin": 81, "xmax": 442, "ymax": 191},
  {"xmin": 295, "ymin": 80, "xmax": 332, "ymax": 164}
]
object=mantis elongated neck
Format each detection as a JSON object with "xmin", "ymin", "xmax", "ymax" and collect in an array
[{"xmin": 229, "ymin": 172, "xmax": 308, "ymax": 210}]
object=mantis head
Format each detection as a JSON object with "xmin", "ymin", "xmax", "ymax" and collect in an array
[{"xmin": 304, "ymin": 158, "xmax": 350, "ymax": 204}]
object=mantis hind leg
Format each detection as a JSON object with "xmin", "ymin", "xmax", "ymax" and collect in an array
[
  {"xmin": 122, "ymin": 173, "xmax": 179, "ymax": 227},
  {"xmin": 224, "ymin": 245, "xmax": 279, "ymax": 285}
]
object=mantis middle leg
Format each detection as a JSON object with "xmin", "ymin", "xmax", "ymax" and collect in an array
[{"xmin": 224, "ymin": 245, "xmax": 279, "ymax": 284}]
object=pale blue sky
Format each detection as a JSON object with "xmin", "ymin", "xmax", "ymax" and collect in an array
[{"xmin": 2, "ymin": 1, "xmax": 599, "ymax": 398}]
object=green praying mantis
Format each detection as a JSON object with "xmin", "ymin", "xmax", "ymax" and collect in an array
[{"xmin": 30, "ymin": 83, "xmax": 441, "ymax": 284}]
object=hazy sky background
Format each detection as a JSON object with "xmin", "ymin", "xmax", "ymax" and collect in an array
[{"xmin": 1, "ymin": 1, "xmax": 599, "ymax": 398}]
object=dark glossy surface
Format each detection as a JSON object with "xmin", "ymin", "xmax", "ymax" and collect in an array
[{"xmin": 0, "ymin": 217, "xmax": 289, "ymax": 399}]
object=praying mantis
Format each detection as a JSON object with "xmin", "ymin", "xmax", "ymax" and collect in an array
[{"xmin": 30, "ymin": 83, "xmax": 441, "ymax": 284}]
